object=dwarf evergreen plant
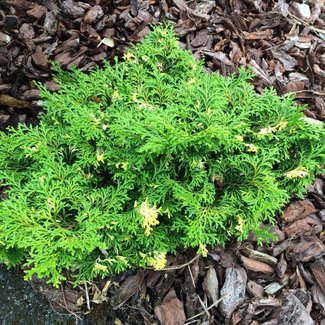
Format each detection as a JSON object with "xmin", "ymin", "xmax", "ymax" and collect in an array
[{"xmin": 0, "ymin": 25, "xmax": 324, "ymax": 286}]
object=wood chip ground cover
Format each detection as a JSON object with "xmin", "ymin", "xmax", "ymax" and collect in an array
[{"xmin": 0, "ymin": 0, "xmax": 325, "ymax": 324}]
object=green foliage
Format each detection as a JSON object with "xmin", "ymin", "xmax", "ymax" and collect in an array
[{"xmin": 0, "ymin": 25, "xmax": 324, "ymax": 286}]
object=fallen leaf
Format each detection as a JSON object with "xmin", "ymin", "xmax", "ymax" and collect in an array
[{"xmin": 154, "ymin": 290, "xmax": 186, "ymax": 325}]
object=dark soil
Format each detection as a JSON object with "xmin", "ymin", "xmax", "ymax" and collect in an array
[
  {"xmin": 0, "ymin": 0, "xmax": 325, "ymax": 324},
  {"xmin": 0, "ymin": 265, "xmax": 75, "ymax": 324}
]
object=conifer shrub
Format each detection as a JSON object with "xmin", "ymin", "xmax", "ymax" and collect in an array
[{"xmin": 0, "ymin": 25, "xmax": 324, "ymax": 286}]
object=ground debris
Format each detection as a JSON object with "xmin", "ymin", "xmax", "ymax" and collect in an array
[
  {"xmin": 154, "ymin": 290, "xmax": 186, "ymax": 325},
  {"xmin": 220, "ymin": 266, "xmax": 247, "ymax": 319}
]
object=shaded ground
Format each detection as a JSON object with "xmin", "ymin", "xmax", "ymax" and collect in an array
[
  {"xmin": 0, "ymin": 0, "xmax": 325, "ymax": 324},
  {"xmin": 0, "ymin": 265, "xmax": 75, "ymax": 324}
]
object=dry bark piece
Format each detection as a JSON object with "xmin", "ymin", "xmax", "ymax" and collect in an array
[
  {"xmin": 292, "ymin": 3, "xmax": 311, "ymax": 20},
  {"xmin": 84, "ymin": 5, "xmax": 104, "ymax": 25},
  {"xmin": 242, "ymin": 30, "xmax": 272, "ymax": 40},
  {"xmin": 311, "ymin": 284, "xmax": 325, "ymax": 316},
  {"xmin": 271, "ymin": 49, "xmax": 297, "ymax": 71},
  {"xmin": 210, "ymin": 247, "xmax": 236, "ymax": 268},
  {"xmin": 229, "ymin": 41, "xmax": 243, "ymax": 65},
  {"xmin": 284, "ymin": 81, "xmax": 305, "ymax": 93},
  {"xmin": 241, "ymin": 255, "xmax": 275, "ymax": 275},
  {"xmin": 310, "ymin": 258, "xmax": 325, "ymax": 294},
  {"xmin": 154, "ymin": 290, "xmax": 186, "ymax": 325},
  {"xmin": 0, "ymin": 94, "xmax": 30, "ymax": 108},
  {"xmin": 203, "ymin": 51, "xmax": 233, "ymax": 66},
  {"xmin": 132, "ymin": 26, "xmax": 151, "ymax": 41},
  {"xmin": 292, "ymin": 289, "xmax": 312, "ymax": 312},
  {"xmin": 80, "ymin": 23, "xmax": 100, "ymax": 39},
  {"xmin": 19, "ymin": 23, "xmax": 35, "ymax": 40},
  {"xmin": 21, "ymin": 89, "xmax": 41, "ymax": 100},
  {"xmin": 241, "ymin": 247, "xmax": 278, "ymax": 267},
  {"xmin": 281, "ymin": 199, "xmax": 316, "ymax": 223},
  {"xmin": 101, "ymin": 28, "xmax": 115, "ymax": 39},
  {"xmin": 61, "ymin": 0, "xmax": 86, "ymax": 18},
  {"xmin": 264, "ymin": 282, "xmax": 284, "ymax": 295},
  {"xmin": 173, "ymin": 0, "xmax": 209, "ymax": 20},
  {"xmin": 0, "ymin": 114, "xmax": 10, "ymax": 124},
  {"xmin": 54, "ymin": 36, "xmax": 80, "ymax": 53},
  {"xmin": 287, "ymin": 236, "xmax": 325, "ymax": 262},
  {"xmin": 248, "ymin": 59, "xmax": 271, "ymax": 84},
  {"xmin": 32, "ymin": 46, "xmax": 49, "ymax": 68},
  {"xmin": 320, "ymin": 209, "xmax": 325, "ymax": 222},
  {"xmin": 191, "ymin": 29, "xmax": 210, "ymax": 47},
  {"xmin": 247, "ymin": 280, "xmax": 264, "ymax": 298},
  {"xmin": 220, "ymin": 266, "xmax": 247, "ymax": 319},
  {"xmin": 193, "ymin": 0, "xmax": 215, "ymax": 17},
  {"xmin": 54, "ymin": 46, "xmax": 87, "ymax": 67},
  {"xmin": 26, "ymin": 5, "xmax": 47, "ymax": 19},
  {"xmin": 43, "ymin": 11, "xmax": 58, "ymax": 36},
  {"xmin": 273, "ymin": 291, "xmax": 314, "ymax": 325},
  {"xmin": 276, "ymin": 254, "xmax": 287, "ymax": 279},
  {"xmin": 0, "ymin": 84, "xmax": 12, "ymax": 93},
  {"xmin": 112, "ymin": 270, "xmax": 145, "ymax": 308},
  {"xmin": 283, "ymin": 214, "xmax": 323, "ymax": 236},
  {"xmin": 247, "ymin": 297, "xmax": 282, "ymax": 316},
  {"xmin": 202, "ymin": 267, "xmax": 219, "ymax": 304},
  {"xmin": 298, "ymin": 263, "xmax": 314, "ymax": 286}
]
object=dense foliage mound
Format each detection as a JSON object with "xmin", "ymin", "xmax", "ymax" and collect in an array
[{"xmin": 0, "ymin": 25, "xmax": 324, "ymax": 286}]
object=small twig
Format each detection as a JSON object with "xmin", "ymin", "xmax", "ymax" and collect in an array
[
  {"xmin": 54, "ymin": 300, "xmax": 83, "ymax": 321},
  {"xmin": 184, "ymin": 293, "xmax": 229, "ymax": 323},
  {"xmin": 125, "ymin": 304, "xmax": 154, "ymax": 319},
  {"xmin": 61, "ymin": 284, "xmax": 69, "ymax": 311},
  {"xmin": 187, "ymin": 264, "xmax": 196, "ymax": 289},
  {"xmin": 60, "ymin": 284, "xmax": 83, "ymax": 321},
  {"xmin": 187, "ymin": 265, "xmax": 210, "ymax": 320},
  {"xmin": 287, "ymin": 12, "xmax": 325, "ymax": 35},
  {"xmin": 84, "ymin": 281, "xmax": 91, "ymax": 310},
  {"xmin": 46, "ymin": 296, "xmax": 78, "ymax": 318},
  {"xmin": 197, "ymin": 295, "xmax": 210, "ymax": 320},
  {"xmin": 150, "ymin": 254, "xmax": 201, "ymax": 272}
]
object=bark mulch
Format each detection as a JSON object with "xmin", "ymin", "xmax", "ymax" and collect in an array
[{"xmin": 0, "ymin": 0, "xmax": 325, "ymax": 324}]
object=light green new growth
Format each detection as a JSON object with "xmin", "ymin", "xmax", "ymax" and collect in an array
[{"xmin": 0, "ymin": 25, "xmax": 324, "ymax": 286}]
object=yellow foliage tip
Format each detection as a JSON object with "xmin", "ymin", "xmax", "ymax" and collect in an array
[
  {"xmin": 284, "ymin": 166, "xmax": 309, "ymax": 179},
  {"xmin": 148, "ymin": 252, "xmax": 167, "ymax": 270},
  {"xmin": 139, "ymin": 198, "xmax": 161, "ymax": 235}
]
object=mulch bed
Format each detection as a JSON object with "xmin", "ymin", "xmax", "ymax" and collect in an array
[{"xmin": 1, "ymin": 0, "xmax": 325, "ymax": 324}]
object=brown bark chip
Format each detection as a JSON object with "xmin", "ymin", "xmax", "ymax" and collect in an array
[
  {"xmin": 287, "ymin": 236, "xmax": 325, "ymax": 262},
  {"xmin": 26, "ymin": 5, "xmax": 47, "ymax": 19},
  {"xmin": 273, "ymin": 291, "xmax": 314, "ymax": 325},
  {"xmin": 310, "ymin": 258, "xmax": 325, "ymax": 294},
  {"xmin": 84, "ymin": 5, "xmax": 104, "ymax": 25},
  {"xmin": 284, "ymin": 214, "xmax": 323, "ymax": 236},
  {"xmin": 241, "ymin": 255, "xmax": 275, "ymax": 274},
  {"xmin": 281, "ymin": 199, "xmax": 316, "ymax": 223},
  {"xmin": 32, "ymin": 46, "xmax": 49, "ymax": 68},
  {"xmin": 154, "ymin": 290, "xmax": 186, "ymax": 325},
  {"xmin": 220, "ymin": 266, "xmax": 247, "ymax": 319}
]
